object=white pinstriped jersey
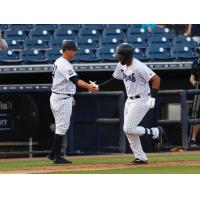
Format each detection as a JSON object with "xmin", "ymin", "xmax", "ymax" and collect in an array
[
  {"xmin": 113, "ymin": 58, "xmax": 155, "ymax": 97},
  {"xmin": 51, "ymin": 56, "xmax": 77, "ymax": 95}
]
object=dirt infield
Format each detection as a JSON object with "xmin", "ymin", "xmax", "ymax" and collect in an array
[
  {"xmin": 1, "ymin": 152, "xmax": 200, "ymax": 174},
  {"xmin": 2, "ymin": 160, "xmax": 200, "ymax": 174}
]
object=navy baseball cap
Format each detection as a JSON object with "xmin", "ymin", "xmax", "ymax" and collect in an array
[{"xmin": 61, "ymin": 40, "xmax": 78, "ymax": 51}]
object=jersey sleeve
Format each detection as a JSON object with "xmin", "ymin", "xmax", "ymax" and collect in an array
[
  {"xmin": 140, "ymin": 63, "xmax": 155, "ymax": 82},
  {"xmin": 62, "ymin": 64, "xmax": 77, "ymax": 81},
  {"xmin": 112, "ymin": 63, "xmax": 123, "ymax": 80}
]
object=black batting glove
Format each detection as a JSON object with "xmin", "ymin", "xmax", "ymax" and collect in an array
[{"xmin": 151, "ymin": 89, "xmax": 158, "ymax": 98}]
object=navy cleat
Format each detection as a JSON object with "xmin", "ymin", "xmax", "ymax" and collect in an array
[
  {"xmin": 53, "ymin": 156, "xmax": 72, "ymax": 164},
  {"xmin": 48, "ymin": 152, "xmax": 64, "ymax": 161},
  {"xmin": 129, "ymin": 158, "xmax": 148, "ymax": 165}
]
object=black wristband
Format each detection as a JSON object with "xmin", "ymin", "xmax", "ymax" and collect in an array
[
  {"xmin": 151, "ymin": 89, "xmax": 158, "ymax": 98},
  {"xmin": 98, "ymin": 78, "xmax": 119, "ymax": 90}
]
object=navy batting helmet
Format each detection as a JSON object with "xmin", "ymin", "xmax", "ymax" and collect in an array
[
  {"xmin": 114, "ymin": 43, "xmax": 134, "ymax": 59},
  {"xmin": 61, "ymin": 40, "xmax": 78, "ymax": 51}
]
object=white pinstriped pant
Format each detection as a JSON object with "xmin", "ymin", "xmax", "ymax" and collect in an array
[
  {"xmin": 50, "ymin": 93, "xmax": 73, "ymax": 135},
  {"xmin": 123, "ymin": 97, "xmax": 150, "ymax": 161}
]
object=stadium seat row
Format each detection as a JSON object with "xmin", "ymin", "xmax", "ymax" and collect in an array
[
  {"xmin": 1, "ymin": 27, "xmax": 175, "ymax": 41},
  {"xmin": 5, "ymin": 35, "xmax": 198, "ymax": 51},
  {"xmin": 0, "ymin": 25, "xmax": 198, "ymax": 64},
  {"xmin": 0, "ymin": 44, "xmax": 197, "ymax": 65}
]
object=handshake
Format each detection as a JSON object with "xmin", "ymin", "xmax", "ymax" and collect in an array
[{"xmin": 88, "ymin": 80, "xmax": 99, "ymax": 92}]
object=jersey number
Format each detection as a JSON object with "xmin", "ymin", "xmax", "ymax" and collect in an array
[{"xmin": 52, "ymin": 64, "xmax": 57, "ymax": 78}]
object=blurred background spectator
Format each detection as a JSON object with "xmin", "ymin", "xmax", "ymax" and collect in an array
[
  {"xmin": 184, "ymin": 24, "xmax": 200, "ymax": 45},
  {"xmin": 166, "ymin": 24, "xmax": 186, "ymax": 35},
  {"xmin": 0, "ymin": 29, "xmax": 8, "ymax": 50},
  {"xmin": 141, "ymin": 24, "xmax": 164, "ymax": 33}
]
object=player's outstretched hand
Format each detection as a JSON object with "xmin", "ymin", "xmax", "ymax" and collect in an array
[
  {"xmin": 88, "ymin": 84, "xmax": 98, "ymax": 92},
  {"xmin": 88, "ymin": 80, "xmax": 99, "ymax": 93}
]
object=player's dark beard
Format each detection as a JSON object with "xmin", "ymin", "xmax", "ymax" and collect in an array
[
  {"xmin": 119, "ymin": 57, "xmax": 127, "ymax": 65},
  {"xmin": 119, "ymin": 57, "xmax": 132, "ymax": 66}
]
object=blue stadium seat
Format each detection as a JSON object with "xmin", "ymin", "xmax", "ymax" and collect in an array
[
  {"xmin": 171, "ymin": 44, "xmax": 197, "ymax": 60},
  {"xmin": 30, "ymin": 29, "xmax": 53, "ymax": 40},
  {"xmin": 173, "ymin": 35, "xmax": 197, "ymax": 48},
  {"xmin": 103, "ymin": 28, "xmax": 126, "ymax": 37},
  {"xmin": 129, "ymin": 24, "xmax": 142, "ymax": 29},
  {"xmin": 99, "ymin": 35, "xmax": 124, "ymax": 48},
  {"xmin": 49, "ymin": 38, "xmax": 65, "ymax": 49},
  {"xmin": 78, "ymin": 28, "xmax": 101, "ymax": 41},
  {"xmin": 146, "ymin": 45, "xmax": 172, "ymax": 61},
  {"xmin": 148, "ymin": 35, "xmax": 172, "ymax": 48},
  {"xmin": 6, "ymin": 39, "xmax": 24, "ymax": 50},
  {"xmin": 24, "ymin": 39, "xmax": 50, "ymax": 50},
  {"xmin": 33, "ymin": 24, "xmax": 57, "ymax": 30},
  {"xmin": 127, "ymin": 27, "xmax": 149, "ymax": 40},
  {"xmin": 0, "ymin": 24, "xmax": 9, "ymax": 31},
  {"xmin": 4, "ymin": 30, "xmax": 28, "ymax": 41},
  {"xmin": 77, "ymin": 38, "xmax": 97, "ymax": 49},
  {"xmin": 76, "ymin": 48, "xmax": 99, "ymax": 62},
  {"xmin": 96, "ymin": 47, "xmax": 116, "ymax": 62},
  {"xmin": 54, "ymin": 28, "xmax": 77, "ymax": 40},
  {"xmin": 151, "ymin": 27, "xmax": 175, "ymax": 39},
  {"xmin": 82, "ymin": 24, "xmax": 105, "ymax": 31},
  {"xmin": 0, "ymin": 50, "xmax": 23, "ymax": 64},
  {"xmin": 9, "ymin": 24, "xmax": 33, "ymax": 31},
  {"xmin": 22, "ymin": 49, "xmax": 48, "ymax": 64},
  {"xmin": 57, "ymin": 24, "xmax": 80, "ymax": 31},
  {"xmin": 126, "ymin": 35, "xmax": 148, "ymax": 48},
  {"xmin": 128, "ymin": 27, "xmax": 148, "ymax": 34},
  {"xmin": 46, "ymin": 48, "xmax": 62, "ymax": 63},
  {"xmin": 133, "ymin": 48, "xmax": 148, "ymax": 61},
  {"xmin": 106, "ymin": 24, "xmax": 128, "ymax": 30}
]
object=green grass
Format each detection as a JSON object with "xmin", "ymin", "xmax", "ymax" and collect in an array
[
  {"xmin": 0, "ymin": 160, "xmax": 52, "ymax": 171},
  {"xmin": 1, "ymin": 152, "xmax": 200, "ymax": 173},
  {"xmin": 50, "ymin": 165, "xmax": 200, "ymax": 174}
]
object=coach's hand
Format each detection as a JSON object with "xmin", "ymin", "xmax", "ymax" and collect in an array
[
  {"xmin": 88, "ymin": 83, "xmax": 99, "ymax": 92},
  {"xmin": 89, "ymin": 81, "xmax": 99, "ymax": 90},
  {"xmin": 88, "ymin": 81, "xmax": 99, "ymax": 93}
]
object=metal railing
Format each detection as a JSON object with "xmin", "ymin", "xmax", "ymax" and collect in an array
[{"xmin": 158, "ymin": 89, "xmax": 200, "ymax": 149}]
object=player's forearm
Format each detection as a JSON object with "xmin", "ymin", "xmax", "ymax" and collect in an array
[
  {"xmin": 77, "ymin": 79, "xmax": 91, "ymax": 90},
  {"xmin": 151, "ymin": 75, "xmax": 161, "ymax": 90},
  {"xmin": 150, "ymin": 75, "xmax": 160, "ymax": 98},
  {"xmin": 190, "ymin": 74, "xmax": 197, "ymax": 87},
  {"xmin": 190, "ymin": 75, "xmax": 195, "ymax": 83}
]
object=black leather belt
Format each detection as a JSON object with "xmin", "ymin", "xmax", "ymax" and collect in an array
[
  {"xmin": 129, "ymin": 95, "xmax": 140, "ymax": 100},
  {"xmin": 52, "ymin": 92, "xmax": 74, "ymax": 97},
  {"xmin": 129, "ymin": 94, "xmax": 150, "ymax": 100}
]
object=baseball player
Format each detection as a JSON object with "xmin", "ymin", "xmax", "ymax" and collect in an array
[
  {"xmin": 189, "ymin": 51, "xmax": 200, "ymax": 146},
  {"xmin": 91, "ymin": 43, "xmax": 165, "ymax": 164},
  {"xmin": 48, "ymin": 40, "xmax": 98, "ymax": 164}
]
